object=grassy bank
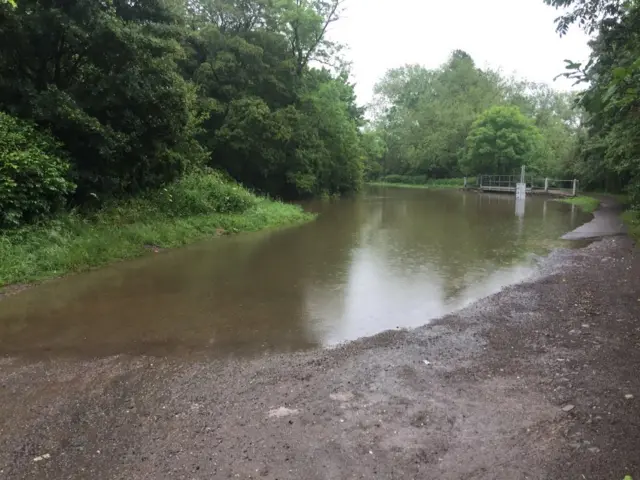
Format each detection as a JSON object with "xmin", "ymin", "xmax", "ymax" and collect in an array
[
  {"xmin": 560, "ymin": 196, "xmax": 600, "ymax": 213},
  {"xmin": 368, "ymin": 177, "xmax": 473, "ymax": 190},
  {"xmin": 0, "ymin": 173, "xmax": 313, "ymax": 287},
  {"xmin": 622, "ymin": 210, "xmax": 640, "ymax": 242}
]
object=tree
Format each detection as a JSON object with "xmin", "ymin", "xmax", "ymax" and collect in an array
[
  {"xmin": 546, "ymin": 0, "xmax": 640, "ymax": 197},
  {"xmin": 460, "ymin": 106, "xmax": 544, "ymax": 175},
  {"xmin": 544, "ymin": 0, "xmax": 624, "ymax": 35},
  {"xmin": 0, "ymin": 0, "xmax": 207, "ymax": 200},
  {"xmin": 0, "ymin": 0, "xmax": 365, "ymax": 210},
  {"xmin": 370, "ymin": 52, "xmax": 504, "ymax": 179}
]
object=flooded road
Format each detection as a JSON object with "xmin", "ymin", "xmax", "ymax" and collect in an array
[{"xmin": 0, "ymin": 188, "xmax": 589, "ymax": 358}]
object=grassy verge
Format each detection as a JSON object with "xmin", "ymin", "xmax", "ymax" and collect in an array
[
  {"xmin": 560, "ymin": 196, "xmax": 600, "ymax": 213},
  {"xmin": 621, "ymin": 210, "xmax": 640, "ymax": 242},
  {"xmin": 368, "ymin": 177, "xmax": 473, "ymax": 190},
  {"xmin": 0, "ymin": 173, "xmax": 313, "ymax": 287}
]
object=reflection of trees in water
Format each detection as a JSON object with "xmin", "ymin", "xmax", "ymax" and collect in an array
[{"xmin": 358, "ymin": 189, "xmax": 579, "ymax": 300}]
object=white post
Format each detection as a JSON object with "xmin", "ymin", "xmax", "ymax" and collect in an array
[
  {"xmin": 572, "ymin": 179, "xmax": 577, "ymax": 196},
  {"xmin": 464, "ymin": 177, "xmax": 467, "ymax": 188},
  {"xmin": 516, "ymin": 165, "xmax": 527, "ymax": 200},
  {"xmin": 544, "ymin": 178, "xmax": 549, "ymax": 192}
]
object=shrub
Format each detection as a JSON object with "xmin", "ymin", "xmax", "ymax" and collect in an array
[
  {"xmin": 93, "ymin": 171, "xmax": 259, "ymax": 225},
  {"xmin": 0, "ymin": 112, "xmax": 75, "ymax": 227},
  {"xmin": 158, "ymin": 171, "xmax": 258, "ymax": 216}
]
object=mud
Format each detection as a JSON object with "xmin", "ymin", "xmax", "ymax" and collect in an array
[{"xmin": 1, "ymin": 209, "xmax": 639, "ymax": 479}]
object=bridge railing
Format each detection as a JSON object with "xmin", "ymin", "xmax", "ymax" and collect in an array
[
  {"xmin": 477, "ymin": 175, "xmax": 534, "ymax": 189},
  {"xmin": 474, "ymin": 175, "xmax": 579, "ymax": 196}
]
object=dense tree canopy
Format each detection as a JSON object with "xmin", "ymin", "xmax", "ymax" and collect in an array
[
  {"xmin": 0, "ymin": 0, "xmax": 364, "ymax": 209},
  {"xmin": 366, "ymin": 51, "xmax": 582, "ymax": 180},
  {"xmin": 546, "ymin": 0, "xmax": 640, "ymax": 203}
]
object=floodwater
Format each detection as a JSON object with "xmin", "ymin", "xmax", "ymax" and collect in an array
[{"xmin": 0, "ymin": 187, "xmax": 590, "ymax": 358}]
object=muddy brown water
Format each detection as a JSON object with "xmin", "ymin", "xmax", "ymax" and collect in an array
[{"xmin": 0, "ymin": 187, "xmax": 590, "ymax": 358}]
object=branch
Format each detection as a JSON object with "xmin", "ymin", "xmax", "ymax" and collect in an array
[{"xmin": 299, "ymin": 0, "xmax": 342, "ymax": 73}]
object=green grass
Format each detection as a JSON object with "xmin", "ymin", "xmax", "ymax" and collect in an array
[
  {"xmin": 582, "ymin": 190, "xmax": 630, "ymax": 206},
  {"xmin": 560, "ymin": 195, "xmax": 600, "ymax": 213},
  {"xmin": 0, "ymin": 173, "xmax": 313, "ymax": 287},
  {"xmin": 368, "ymin": 177, "xmax": 473, "ymax": 190},
  {"xmin": 621, "ymin": 210, "xmax": 640, "ymax": 242}
]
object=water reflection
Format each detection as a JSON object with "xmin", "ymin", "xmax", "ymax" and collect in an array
[{"xmin": 0, "ymin": 188, "xmax": 590, "ymax": 358}]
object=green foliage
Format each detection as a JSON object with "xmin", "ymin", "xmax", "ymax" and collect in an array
[
  {"xmin": 548, "ymin": 0, "xmax": 640, "ymax": 196},
  {"xmin": 0, "ymin": 112, "xmax": 74, "ymax": 227},
  {"xmin": 460, "ymin": 106, "xmax": 544, "ymax": 175},
  {"xmin": 368, "ymin": 51, "xmax": 582, "ymax": 181},
  {"xmin": 628, "ymin": 180, "xmax": 640, "ymax": 210},
  {"xmin": 622, "ymin": 209, "xmax": 640, "ymax": 241},
  {"xmin": 93, "ymin": 171, "xmax": 258, "ymax": 227},
  {"xmin": 0, "ymin": 176, "xmax": 312, "ymax": 286},
  {"xmin": 0, "ymin": 0, "xmax": 360, "ymax": 210},
  {"xmin": 561, "ymin": 196, "xmax": 600, "ymax": 213},
  {"xmin": 0, "ymin": 0, "xmax": 208, "ymax": 200}
]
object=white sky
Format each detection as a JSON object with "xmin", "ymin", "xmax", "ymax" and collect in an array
[{"xmin": 329, "ymin": 0, "xmax": 592, "ymax": 106}]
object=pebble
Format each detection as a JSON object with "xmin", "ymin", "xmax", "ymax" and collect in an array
[
  {"xmin": 625, "ymin": 394, "xmax": 634, "ymax": 400},
  {"xmin": 562, "ymin": 404, "xmax": 575, "ymax": 412},
  {"xmin": 32, "ymin": 453, "xmax": 51, "ymax": 462}
]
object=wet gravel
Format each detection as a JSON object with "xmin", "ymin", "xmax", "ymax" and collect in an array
[{"xmin": 1, "ymin": 211, "xmax": 639, "ymax": 479}]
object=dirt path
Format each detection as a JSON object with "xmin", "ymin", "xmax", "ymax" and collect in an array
[{"xmin": 1, "ymin": 207, "xmax": 639, "ymax": 479}]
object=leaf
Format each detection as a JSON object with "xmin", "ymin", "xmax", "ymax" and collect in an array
[{"xmin": 612, "ymin": 67, "xmax": 629, "ymax": 81}]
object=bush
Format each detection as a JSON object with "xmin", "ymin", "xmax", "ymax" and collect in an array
[
  {"xmin": 0, "ymin": 112, "xmax": 75, "ymax": 228},
  {"xmin": 157, "ymin": 171, "xmax": 258, "ymax": 216},
  {"xmin": 91, "ymin": 171, "xmax": 259, "ymax": 225}
]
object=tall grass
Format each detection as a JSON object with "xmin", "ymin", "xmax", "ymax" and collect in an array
[{"xmin": 0, "ymin": 173, "xmax": 313, "ymax": 287}]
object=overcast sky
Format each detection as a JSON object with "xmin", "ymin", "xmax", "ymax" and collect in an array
[{"xmin": 328, "ymin": 0, "xmax": 592, "ymax": 106}]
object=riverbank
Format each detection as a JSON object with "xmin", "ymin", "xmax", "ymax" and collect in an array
[
  {"xmin": 368, "ymin": 177, "xmax": 469, "ymax": 190},
  {"xmin": 1, "ymin": 201, "xmax": 639, "ymax": 479},
  {"xmin": 559, "ymin": 193, "xmax": 640, "ymax": 241},
  {"xmin": 0, "ymin": 173, "xmax": 313, "ymax": 289}
]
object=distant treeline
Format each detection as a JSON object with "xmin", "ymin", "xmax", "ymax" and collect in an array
[{"xmin": 363, "ymin": 50, "xmax": 582, "ymax": 184}]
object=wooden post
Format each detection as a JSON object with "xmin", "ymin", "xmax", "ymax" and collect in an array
[
  {"xmin": 545, "ymin": 178, "xmax": 549, "ymax": 192},
  {"xmin": 572, "ymin": 179, "xmax": 577, "ymax": 196}
]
